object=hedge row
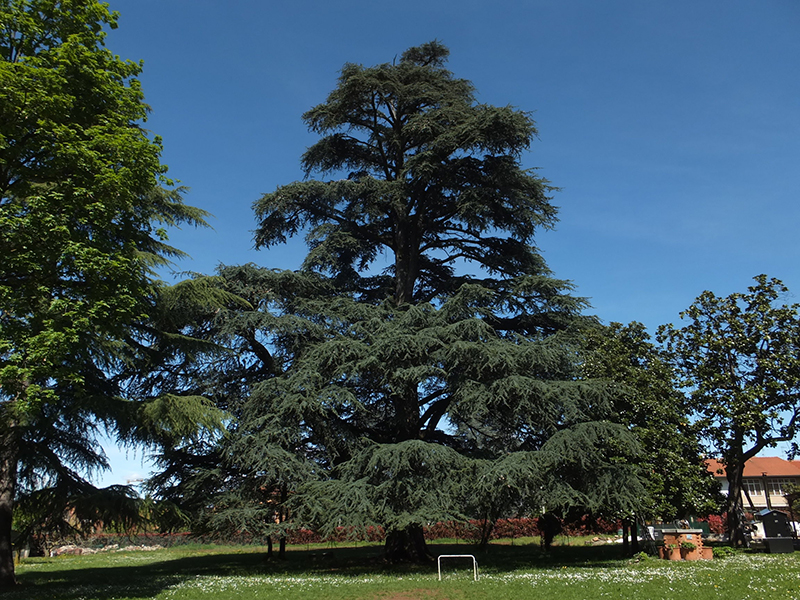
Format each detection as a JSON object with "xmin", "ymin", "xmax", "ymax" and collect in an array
[{"xmin": 81, "ymin": 515, "xmax": 621, "ymax": 548}]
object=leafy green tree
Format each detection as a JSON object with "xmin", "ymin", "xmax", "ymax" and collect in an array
[
  {"xmin": 580, "ymin": 322, "xmax": 721, "ymax": 523},
  {"xmin": 0, "ymin": 0, "xmax": 216, "ymax": 585},
  {"xmin": 580, "ymin": 322, "xmax": 723, "ymax": 555},
  {"xmin": 658, "ymin": 275, "xmax": 800, "ymax": 546},
  {"xmin": 239, "ymin": 42, "xmax": 645, "ymax": 562}
]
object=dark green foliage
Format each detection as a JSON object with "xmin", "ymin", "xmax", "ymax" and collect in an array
[
  {"xmin": 298, "ymin": 440, "xmax": 470, "ymax": 540},
  {"xmin": 658, "ymin": 275, "xmax": 800, "ymax": 546},
  {"xmin": 143, "ymin": 266, "xmax": 326, "ymax": 555},
  {"xmin": 14, "ymin": 482, "xmax": 141, "ymax": 549},
  {"xmin": 254, "ymin": 41, "xmax": 557, "ymax": 306},
  {"xmin": 243, "ymin": 281, "xmax": 644, "ymax": 556},
  {"xmin": 579, "ymin": 322, "xmax": 722, "ymax": 521},
  {"xmin": 155, "ymin": 42, "xmax": 647, "ymax": 563}
]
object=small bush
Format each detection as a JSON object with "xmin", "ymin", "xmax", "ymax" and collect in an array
[
  {"xmin": 713, "ymin": 545, "xmax": 736, "ymax": 558},
  {"xmin": 697, "ymin": 514, "xmax": 726, "ymax": 535}
]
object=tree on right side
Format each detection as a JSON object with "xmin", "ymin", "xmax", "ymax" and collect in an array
[
  {"xmin": 658, "ymin": 275, "xmax": 800, "ymax": 546},
  {"xmin": 580, "ymin": 322, "xmax": 721, "ymax": 524}
]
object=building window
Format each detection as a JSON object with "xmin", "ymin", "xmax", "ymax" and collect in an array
[
  {"xmin": 743, "ymin": 479, "xmax": 764, "ymax": 495},
  {"xmin": 767, "ymin": 478, "xmax": 797, "ymax": 496}
]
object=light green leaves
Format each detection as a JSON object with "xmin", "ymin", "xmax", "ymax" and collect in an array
[{"xmin": 0, "ymin": 3, "xmax": 212, "ymax": 581}]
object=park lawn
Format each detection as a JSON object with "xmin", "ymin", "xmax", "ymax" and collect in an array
[{"xmin": 8, "ymin": 541, "xmax": 800, "ymax": 600}]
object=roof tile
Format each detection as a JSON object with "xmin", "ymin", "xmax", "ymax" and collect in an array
[{"xmin": 706, "ymin": 457, "xmax": 800, "ymax": 478}]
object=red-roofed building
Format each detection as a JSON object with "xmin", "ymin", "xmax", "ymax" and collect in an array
[{"xmin": 707, "ymin": 457, "xmax": 800, "ymax": 510}]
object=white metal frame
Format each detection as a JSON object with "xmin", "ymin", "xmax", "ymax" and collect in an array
[{"xmin": 437, "ymin": 554, "xmax": 479, "ymax": 581}]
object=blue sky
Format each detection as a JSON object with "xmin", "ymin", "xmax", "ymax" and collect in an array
[{"xmin": 97, "ymin": 0, "xmax": 800, "ymax": 486}]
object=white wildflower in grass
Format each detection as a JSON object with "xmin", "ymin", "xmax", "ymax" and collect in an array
[
  {"xmin": 12, "ymin": 547, "xmax": 800, "ymax": 600},
  {"xmin": 163, "ymin": 574, "xmax": 398, "ymax": 599},
  {"xmin": 476, "ymin": 553, "xmax": 800, "ymax": 600},
  {"xmin": 157, "ymin": 560, "xmax": 800, "ymax": 600}
]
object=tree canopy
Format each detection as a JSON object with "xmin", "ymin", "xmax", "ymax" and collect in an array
[
  {"xmin": 254, "ymin": 41, "xmax": 557, "ymax": 308},
  {"xmin": 155, "ymin": 42, "xmax": 646, "ymax": 563},
  {"xmin": 580, "ymin": 322, "xmax": 721, "ymax": 522},
  {"xmin": 658, "ymin": 275, "xmax": 800, "ymax": 546},
  {"xmin": 2, "ymin": 2, "xmax": 749, "ymax": 575},
  {"xmin": 0, "ymin": 0, "xmax": 218, "ymax": 585}
]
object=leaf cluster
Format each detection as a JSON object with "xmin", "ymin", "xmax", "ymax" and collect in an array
[
  {"xmin": 579, "ymin": 322, "xmax": 721, "ymax": 520},
  {"xmin": 658, "ymin": 275, "xmax": 800, "ymax": 463},
  {"xmin": 254, "ymin": 40, "xmax": 556, "ymax": 305},
  {"xmin": 0, "ymin": 1, "xmax": 216, "ymax": 561}
]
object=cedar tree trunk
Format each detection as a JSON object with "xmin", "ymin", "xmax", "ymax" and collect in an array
[{"xmin": 384, "ymin": 524, "xmax": 433, "ymax": 563}]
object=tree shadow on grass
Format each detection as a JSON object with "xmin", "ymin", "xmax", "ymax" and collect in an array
[
  {"xmin": 9, "ymin": 542, "xmax": 628, "ymax": 599},
  {"xmin": 11, "ymin": 547, "xmax": 391, "ymax": 600}
]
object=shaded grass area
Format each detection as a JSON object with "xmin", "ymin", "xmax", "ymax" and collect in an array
[{"xmin": 9, "ymin": 541, "xmax": 800, "ymax": 600}]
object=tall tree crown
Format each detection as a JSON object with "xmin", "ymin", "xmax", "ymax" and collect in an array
[
  {"xmin": 659, "ymin": 274, "xmax": 800, "ymax": 461},
  {"xmin": 658, "ymin": 275, "xmax": 800, "ymax": 546},
  {"xmin": 0, "ymin": 1, "xmax": 214, "ymax": 585},
  {"xmin": 255, "ymin": 41, "xmax": 556, "ymax": 305}
]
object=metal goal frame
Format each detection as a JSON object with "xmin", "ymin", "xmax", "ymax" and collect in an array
[{"xmin": 437, "ymin": 554, "xmax": 479, "ymax": 581}]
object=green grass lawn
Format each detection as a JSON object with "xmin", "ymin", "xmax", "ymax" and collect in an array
[{"xmin": 9, "ymin": 540, "xmax": 800, "ymax": 600}]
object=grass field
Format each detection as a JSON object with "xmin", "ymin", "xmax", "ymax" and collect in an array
[{"xmin": 9, "ymin": 539, "xmax": 800, "ymax": 600}]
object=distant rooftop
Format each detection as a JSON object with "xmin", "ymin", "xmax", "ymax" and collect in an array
[{"xmin": 706, "ymin": 457, "xmax": 800, "ymax": 478}]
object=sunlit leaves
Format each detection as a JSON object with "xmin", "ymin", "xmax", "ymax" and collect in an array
[
  {"xmin": 0, "ymin": 1, "xmax": 211, "ymax": 579},
  {"xmin": 658, "ymin": 275, "xmax": 800, "ymax": 459},
  {"xmin": 658, "ymin": 275, "xmax": 800, "ymax": 544}
]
